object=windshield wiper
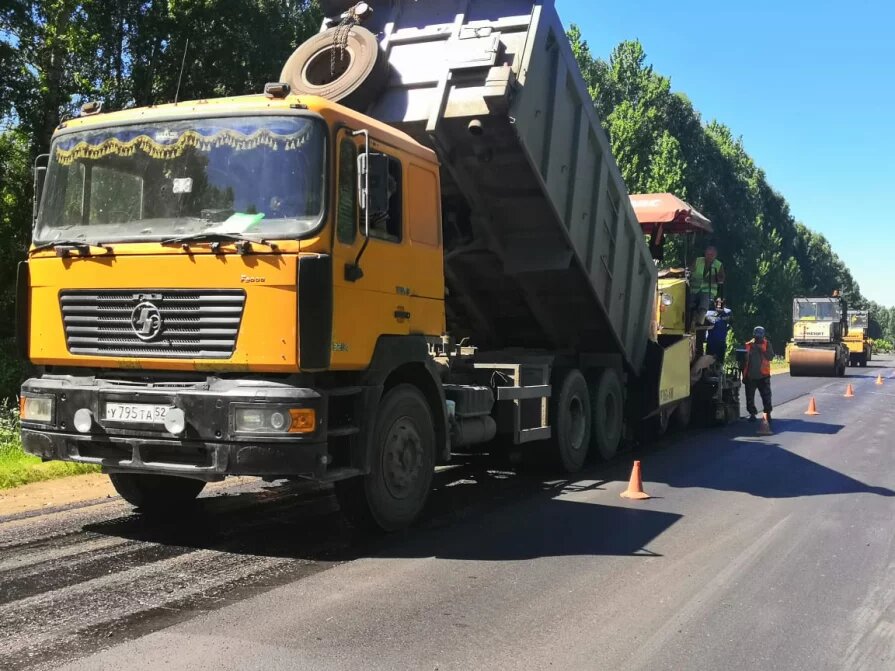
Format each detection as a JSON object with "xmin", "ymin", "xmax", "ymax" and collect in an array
[
  {"xmin": 161, "ymin": 232, "xmax": 278, "ymax": 255},
  {"xmin": 31, "ymin": 240, "xmax": 112, "ymax": 257}
]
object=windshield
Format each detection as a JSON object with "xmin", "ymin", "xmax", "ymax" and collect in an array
[
  {"xmin": 849, "ymin": 312, "xmax": 869, "ymax": 329},
  {"xmin": 794, "ymin": 300, "xmax": 840, "ymax": 321},
  {"xmin": 35, "ymin": 116, "xmax": 325, "ymax": 244}
]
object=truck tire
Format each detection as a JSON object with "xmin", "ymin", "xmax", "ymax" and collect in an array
[
  {"xmin": 108, "ymin": 473, "xmax": 205, "ymax": 513},
  {"xmin": 334, "ymin": 384, "xmax": 435, "ymax": 532},
  {"xmin": 590, "ymin": 369, "xmax": 624, "ymax": 461},
  {"xmin": 670, "ymin": 398, "xmax": 692, "ymax": 431},
  {"xmin": 650, "ymin": 407, "xmax": 671, "ymax": 438},
  {"xmin": 279, "ymin": 26, "xmax": 388, "ymax": 111},
  {"xmin": 548, "ymin": 369, "xmax": 592, "ymax": 473}
]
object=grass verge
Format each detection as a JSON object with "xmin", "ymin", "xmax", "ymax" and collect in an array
[
  {"xmin": 770, "ymin": 356, "xmax": 790, "ymax": 374},
  {"xmin": 0, "ymin": 403, "xmax": 98, "ymax": 490}
]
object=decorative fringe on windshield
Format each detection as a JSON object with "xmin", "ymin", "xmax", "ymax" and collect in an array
[{"xmin": 55, "ymin": 127, "xmax": 311, "ymax": 165}]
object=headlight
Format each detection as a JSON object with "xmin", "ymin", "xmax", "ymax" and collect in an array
[
  {"xmin": 21, "ymin": 395, "xmax": 55, "ymax": 424},
  {"xmin": 661, "ymin": 293, "xmax": 674, "ymax": 307},
  {"xmin": 232, "ymin": 405, "xmax": 316, "ymax": 434}
]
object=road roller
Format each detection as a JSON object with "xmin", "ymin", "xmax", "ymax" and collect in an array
[
  {"xmin": 844, "ymin": 310, "xmax": 873, "ymax": 366},
  {"xmin": 788, "ymin": 296, "xmax": 850, "ymax": 377}
]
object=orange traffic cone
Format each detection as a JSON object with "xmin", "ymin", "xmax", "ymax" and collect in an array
[
  {"xmin": 757, "ymin": 413, "xmax": 773, "ymax": 436},
  {"xmin": 805, "ymin": 397, "xmax": 820, "ymax": 416},
  {"xmin": 620, "ymin": 461, "xmax": 651, "ymax": 500},
  {"xmin": 845, "ymin": 384, "xmax": 855, "ymax": 398},
  {"xmin": 876, "ymin": 375, "xmax": 884, "ymax": 386}
]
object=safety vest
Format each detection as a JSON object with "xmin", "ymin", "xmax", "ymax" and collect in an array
[
  {"xmin": 744, "ymin": 339, "xmax": 771, "ymax": 379},
  {"xmin": 691, "ymin": 257, "xmax": 723, "ymax": 296}
]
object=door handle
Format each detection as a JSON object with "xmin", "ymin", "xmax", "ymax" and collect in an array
[{"xmin": 394, "ymin": 310, "xmax": 411, "ymax": 320}]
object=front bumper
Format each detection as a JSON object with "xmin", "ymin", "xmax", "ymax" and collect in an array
[
  {"xmin": 20, "ymin": 375, "xmax": 330, "ymax": 480},
  {"xmin": 21, "ymin": 430, "xmax": 328, "ymax": 480}
]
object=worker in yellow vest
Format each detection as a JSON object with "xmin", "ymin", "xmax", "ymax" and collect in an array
[{"xmin": 689, "ymin": 245, "xmax": 726, "ymax": 340}]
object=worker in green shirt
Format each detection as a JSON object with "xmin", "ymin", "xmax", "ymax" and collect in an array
[{"xmin": 689, "ymin": 245, "xmax": 726, "ymax": 350}]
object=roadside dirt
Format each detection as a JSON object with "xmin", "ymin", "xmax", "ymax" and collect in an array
[
  {"xmin": 0, "ymin": 474, "xmax": 257, "ymax": 517},
  {"xmin": 0, "ymin": 473, "xmax": 115, "ymax": 517}
]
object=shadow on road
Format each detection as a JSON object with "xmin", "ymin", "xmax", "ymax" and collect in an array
[
  {"xmin": 646, "ymin": 430, "xmax": 895, "ymax": 500},
  {"xmin": 766, "ymin": 418, "xmax": 844, "ymax": 435},
  {"xmin": 387, "ymin": 495, "xmax": 681, "ymax": 561},
  {"xmin": 81, "ymin": 414, "xmax": 892, "ymax": 564},
  {"xmin": 81, "ymin": 457, "xmax": 683, "ymax": 563}
]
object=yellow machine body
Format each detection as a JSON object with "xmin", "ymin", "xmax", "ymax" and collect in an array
[{"xmin": 656, "ymin": 277, "xmax": 688, "ymax": 336}]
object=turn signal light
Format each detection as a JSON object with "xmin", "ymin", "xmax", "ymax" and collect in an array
[
  {"xmin": 232, "ymin": 405, "xmax": 316, "ymax": 434},
  {"xmin": 288, "ymin": 408, "xmax": 316, "ymax": 433}
]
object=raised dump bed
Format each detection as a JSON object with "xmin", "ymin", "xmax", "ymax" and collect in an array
[{"xmin": 323, "ymin": 0, "xmax": 657, "ymax": 372}]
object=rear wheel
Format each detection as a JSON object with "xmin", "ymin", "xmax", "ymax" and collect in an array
[
  {"xmin": 590, "ymin": 369, "xmax": 624, "ymax": 461},
  {"xmin": 670, "ymin": 398, "xmax": 692, "ymax": 431},
  {"xmin": 548, "ymin": 369, "xmax": 592, "ymax": 473},
  {"xmin": 109, "ymin": 473, "xmax": 205, "ymax": 513},
  {"xmin": 334, "ymin": 384, "xmax": 435, "ymax": 532},
  {"xmin": 651, "ymin": 407, "xmax": 671, "ymax": 437}
]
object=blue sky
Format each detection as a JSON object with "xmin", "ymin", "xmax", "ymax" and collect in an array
[{"xmin": 556, "ymin": 0, "xmax": 895, "ymax": 305}]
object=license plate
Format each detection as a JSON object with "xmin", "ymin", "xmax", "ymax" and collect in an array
[{"xmin": 105, "ymin": 402, "xmax": 170, "ymax": 424}]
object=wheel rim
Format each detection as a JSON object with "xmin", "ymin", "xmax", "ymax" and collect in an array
[
  {"xmin": 568, "ymin": 396, "xmax": 586, "ymax": 451},
  {"xmin": 381, "ymin": 415, "xmax": 423, "ymax": 500},
  {"xmin": 303, "ymin": 46, "xmax": 354, "ymax": 86}
]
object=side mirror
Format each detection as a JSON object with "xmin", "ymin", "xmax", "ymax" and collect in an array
[
  {"xmin": 347, "ymin": 130, "xmax": 393, "ymax": 282},
  {"xmin": 32, "ymin": 154, "xmax": 49, "ymax": 226}
]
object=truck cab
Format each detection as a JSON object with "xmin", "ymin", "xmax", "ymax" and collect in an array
[{"xmin": 18, "ymin": 93, "xmax": 454, "ymax": 527}]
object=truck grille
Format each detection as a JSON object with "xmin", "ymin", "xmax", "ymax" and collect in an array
[{"xmin": 60, "ymin": 290, "xmax": 246, "ymax": 359}]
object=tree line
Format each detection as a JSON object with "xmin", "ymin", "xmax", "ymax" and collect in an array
[
  {"xmin": 568, "ymin": 28, "xmax": 893, "ymax": 349},
  {"xmin": 0, "ymin": 4, "xmax": 890, "ymax": 399},
  {"xmin": 0, "ymin": 0, "xmax": 321, "ymax": 398}
]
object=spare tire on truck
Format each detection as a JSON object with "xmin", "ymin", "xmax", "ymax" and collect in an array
[{"xmin": 279, "ymin": 25, "xmax": 388, "ymax": 111}]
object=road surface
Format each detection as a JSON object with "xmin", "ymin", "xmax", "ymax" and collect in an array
[{"xmin": 1, "ymin": 361, "xmax": 893, "ymax": 670}]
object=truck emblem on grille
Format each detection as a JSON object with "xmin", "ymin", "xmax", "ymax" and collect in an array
[{"xmin": 130, "ymin": 302, "xmax": 163, "ymax": 341}]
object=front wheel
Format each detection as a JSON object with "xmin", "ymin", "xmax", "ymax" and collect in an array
[
  {"xmin": 335, "ymin": 384, "xmax": 435, "ymax": 532},
  {"xmin": 109, "ymin": 473, "xmax": 206, "ymax": 513}
]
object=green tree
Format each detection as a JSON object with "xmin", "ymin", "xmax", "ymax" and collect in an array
[
  {"xmin": 565, "ymin": 27, "xmax": 890, "ymax": 351},
  {"xmin": 0, "ymin": 0, "xmax": 322, "ymax": 399}
]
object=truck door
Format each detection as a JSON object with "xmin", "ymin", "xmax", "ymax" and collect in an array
[
  {"xmin": 404, "ymin": 161, "xmax": 446, "ymax": 337},
  {"xmin": 330, "ymin": 130, "xmax": 415, "ymax": 369}
]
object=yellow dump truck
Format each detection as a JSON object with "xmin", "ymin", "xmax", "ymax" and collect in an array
[
  {"xmin": 17, "ymin": 0, "xmax": 739, "ymax": 530},
  {"xmin": 844, "ymin": 310, "xmax": 872, "ymax": 367}
]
